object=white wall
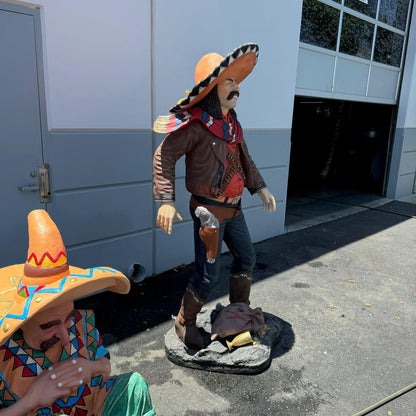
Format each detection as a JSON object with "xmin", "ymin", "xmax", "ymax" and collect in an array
[
  {"xmin": 8, "ymin": 0, "xmax": 302, "ymax": 130},
  {"xmin": 385, "ymin": 2, "xmax": 416, "ymax": 198},
  {"xmin": 38, "ymin": 0, "xmax": 152, "ymax": 130},
  {"xmin": 153, "ymin": 0, "xmax": 303, "ymax": 130},
  {"xmin": 404, "ymin": 66, "xmax": 416, "ymax": 128},
  {"xmin": 397, "ymin": 1, "xmax": 416, "ymax": 129}
]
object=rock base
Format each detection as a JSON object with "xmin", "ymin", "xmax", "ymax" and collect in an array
[{"xmin": 164, "ymin": 304, "xmax": 282, "ymax": 374}]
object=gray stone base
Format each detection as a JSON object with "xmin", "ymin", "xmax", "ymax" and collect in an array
[{"xmin": 164, "ymin": 303, "xmax": 282, "ymax": 374}]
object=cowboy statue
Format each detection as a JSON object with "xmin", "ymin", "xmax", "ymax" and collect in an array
[
  {"xmin": 153, "ymin": 43, "xmax": 276, "ymax": 351},
  {"xmin": 0, "ymin": 210, "xmax": 155, "ymax": 415}
]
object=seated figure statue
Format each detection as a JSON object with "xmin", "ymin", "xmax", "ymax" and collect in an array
[{"xmin": 0, "ymin": 209, "xmax": 155, "ymax": 416}]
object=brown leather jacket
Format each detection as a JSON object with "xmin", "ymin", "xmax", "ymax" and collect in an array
[{"xmin": 153, "ymin": 120, "xmax": 266, "ymax": 202}]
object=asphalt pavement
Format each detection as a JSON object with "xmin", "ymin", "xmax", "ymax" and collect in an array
[{"xmin": 76, "ymin": 196, "xmax": 416, "ymax": 416}]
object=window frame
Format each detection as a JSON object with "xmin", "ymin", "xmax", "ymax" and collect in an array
[{"xmin": 300, "ymin": 0, "xmax": 411, "ymax": 70}]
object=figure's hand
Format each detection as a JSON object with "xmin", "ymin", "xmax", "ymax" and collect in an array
[
  {"xmin": 22, "ymin": 367, "xmax": 72, "ymax": 410},
  {"xmin": 1, "ymin": 357, "xmax": 111, "ymax": 415},
  {"xmin": 24, "ymin": 358, "xmax": 89, "ymax": 409},
  {"xmin": 157, "ymin": 203, "xmax": 183, "ymax": 234},
  {"xmin": 257, "ymin": 188, "xmax": 276, "ymax": 213}
]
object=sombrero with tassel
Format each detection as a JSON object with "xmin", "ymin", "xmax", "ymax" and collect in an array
[
  {"xmin": 0, "ymin": 210, "xmax": 130, "ymax": 344},
  {"xmin": 169, "ymin": 43, "xmax": 259, "ymax": 115}
]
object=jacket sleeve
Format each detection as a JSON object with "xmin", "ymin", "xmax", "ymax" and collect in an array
[
  {"xmin": 240, "ymin": 140, "xmax": 267, "ymax": 194},
  {"xmin": 153, "ymin": 122, "xmax": 198, "ymax": 202}
]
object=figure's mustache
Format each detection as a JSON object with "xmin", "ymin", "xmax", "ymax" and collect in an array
[
  {"xmin": 227, "ymin": 91, "xmax": 240, "ymax": 100},
  {"xmin": 40, "ymin": 335, "xmax": 60, "ymax": 352}
]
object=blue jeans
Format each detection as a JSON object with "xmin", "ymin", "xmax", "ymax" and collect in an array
[{"xmin": 189, "ymin": 204, "xmax": 256, "ymax": 302}]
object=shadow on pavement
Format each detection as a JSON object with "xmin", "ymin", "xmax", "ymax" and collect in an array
[{"xmin": 75, "ymin": 201, "xmax": 412, "ymax": 346}]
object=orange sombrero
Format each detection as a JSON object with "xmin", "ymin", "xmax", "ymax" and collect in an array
[
  {"xmin": 0, "ymin": 210, "xmax": 130, "ymax": 344},
  {"xmin": 169, "ymin": 43, "xmax": 259, "ymax": 114}
]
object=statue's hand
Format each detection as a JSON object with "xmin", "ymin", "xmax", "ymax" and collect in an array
[
  {"xmin": 257, "ymin": 187, "xmax": 276, "ymax": 213},
  {"xmin": 157, "ymin": 203, "xmax": 183, "ymax": 234}
]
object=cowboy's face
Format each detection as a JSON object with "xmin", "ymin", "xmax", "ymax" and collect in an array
[
  {"xmin": 217, "ymin": 77, "xmax": 240, "ymax": 115},
  {"xmin": 21, "ymin": 301, "xmax": 76, "ymax": 351}
]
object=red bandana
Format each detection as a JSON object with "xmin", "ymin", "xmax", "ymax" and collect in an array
[{"xmin": 153, "ymin": 108, "xmax": 243, "ymax": 144}]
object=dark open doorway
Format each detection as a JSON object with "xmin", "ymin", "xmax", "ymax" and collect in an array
[{"xmin": 286, "ymin": 96, "xmax": 395, "ymax": 229}]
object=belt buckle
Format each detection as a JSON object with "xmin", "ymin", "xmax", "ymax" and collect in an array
[{"xmin": 231, "ymin": 196, "xmax": 241, "ymax": 204}]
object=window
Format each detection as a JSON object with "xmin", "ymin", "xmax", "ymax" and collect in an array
[
  {"xmin": 300, "ymin": 0, "xmax": 340, "ymax": 50},
  {"xmin": 344, "ymin": 0, "xmax": 378, "ymax": 18},
  {"xmin": 340, "ymin": 13, "xmax": 374, "ymax": 60},
  {"xmin": 379, "ymin": 0, "xmax": 410, "ymax": 30},
  {"xmin": 300, "ymin": 0, "xmax": 410, "ymax": 68},
  {"xmin": 374, "ymin": 27, "xmax": 404, "ymax": 66}
]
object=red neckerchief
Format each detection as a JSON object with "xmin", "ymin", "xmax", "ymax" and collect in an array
[{"xmin": 156, "ymin": 108, "xmax": 243, "ymax": 144}]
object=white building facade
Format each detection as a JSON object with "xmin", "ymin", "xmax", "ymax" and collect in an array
[{"xmin": 0, "ymin": 0, "xmax": 414, "ymax": 278}]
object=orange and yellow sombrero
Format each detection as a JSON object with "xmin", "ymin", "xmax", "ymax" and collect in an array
[
  {"xmin": 0, "ymin": 210, "xmax": 130, "ymax": 344},
  {"xmin": 168, "ymin": 43, "xmax": 259, "ymax": 114}
]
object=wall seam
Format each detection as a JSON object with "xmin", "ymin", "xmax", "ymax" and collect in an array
[{"xmin": 151, "ymin": 0, "xmax": 157, "ymax": 276}]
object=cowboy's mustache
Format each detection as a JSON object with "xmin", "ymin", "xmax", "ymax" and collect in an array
[
  {"xmin": 227, "ymin": 91, "xmax": 240, "ymax": 100},
  {"xmin": 40, "ymin": 335, "xmax": 60, "ymax": 352}
]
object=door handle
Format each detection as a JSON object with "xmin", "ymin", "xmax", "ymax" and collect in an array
[
  {"xmin": 18, "ymin": 164, "xmax": 51, "ymax": 203},
  {"xmin": 19, "ymin": 184, "xmax": 40, "ymax": 192},
  {"xmin": 38, "ymin": 164, "xmax": 51, "ymax": 203}
]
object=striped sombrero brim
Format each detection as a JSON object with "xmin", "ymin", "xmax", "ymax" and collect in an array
[
  {"xmin": 170, "ymin": 43, "xmax": 259, "ymax": 114},
  {"xmin": 0, "ymin": 263, "xmax": 130, "ymax": 345}
]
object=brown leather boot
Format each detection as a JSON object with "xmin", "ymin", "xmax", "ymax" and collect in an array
[
  {"xmin": 175, "ymin": 287, "xmax": 204, "ymax": 350},
  {"xmin": 229, "ymin": 272, "xmax": 252, "ymax": 305}
]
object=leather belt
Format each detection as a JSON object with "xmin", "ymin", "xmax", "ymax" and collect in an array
[
  {"xmin": 190, "ymin": 195, "xmax": 241, "ymax": 223},
  {"xmin": 209, "ymin": 195, "xmax": 241, "ymax": 204}
]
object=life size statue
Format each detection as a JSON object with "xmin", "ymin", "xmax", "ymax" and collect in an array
[{"xmin": 153, "ymin": 43, "xmax": 276, "ymax": 350}]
